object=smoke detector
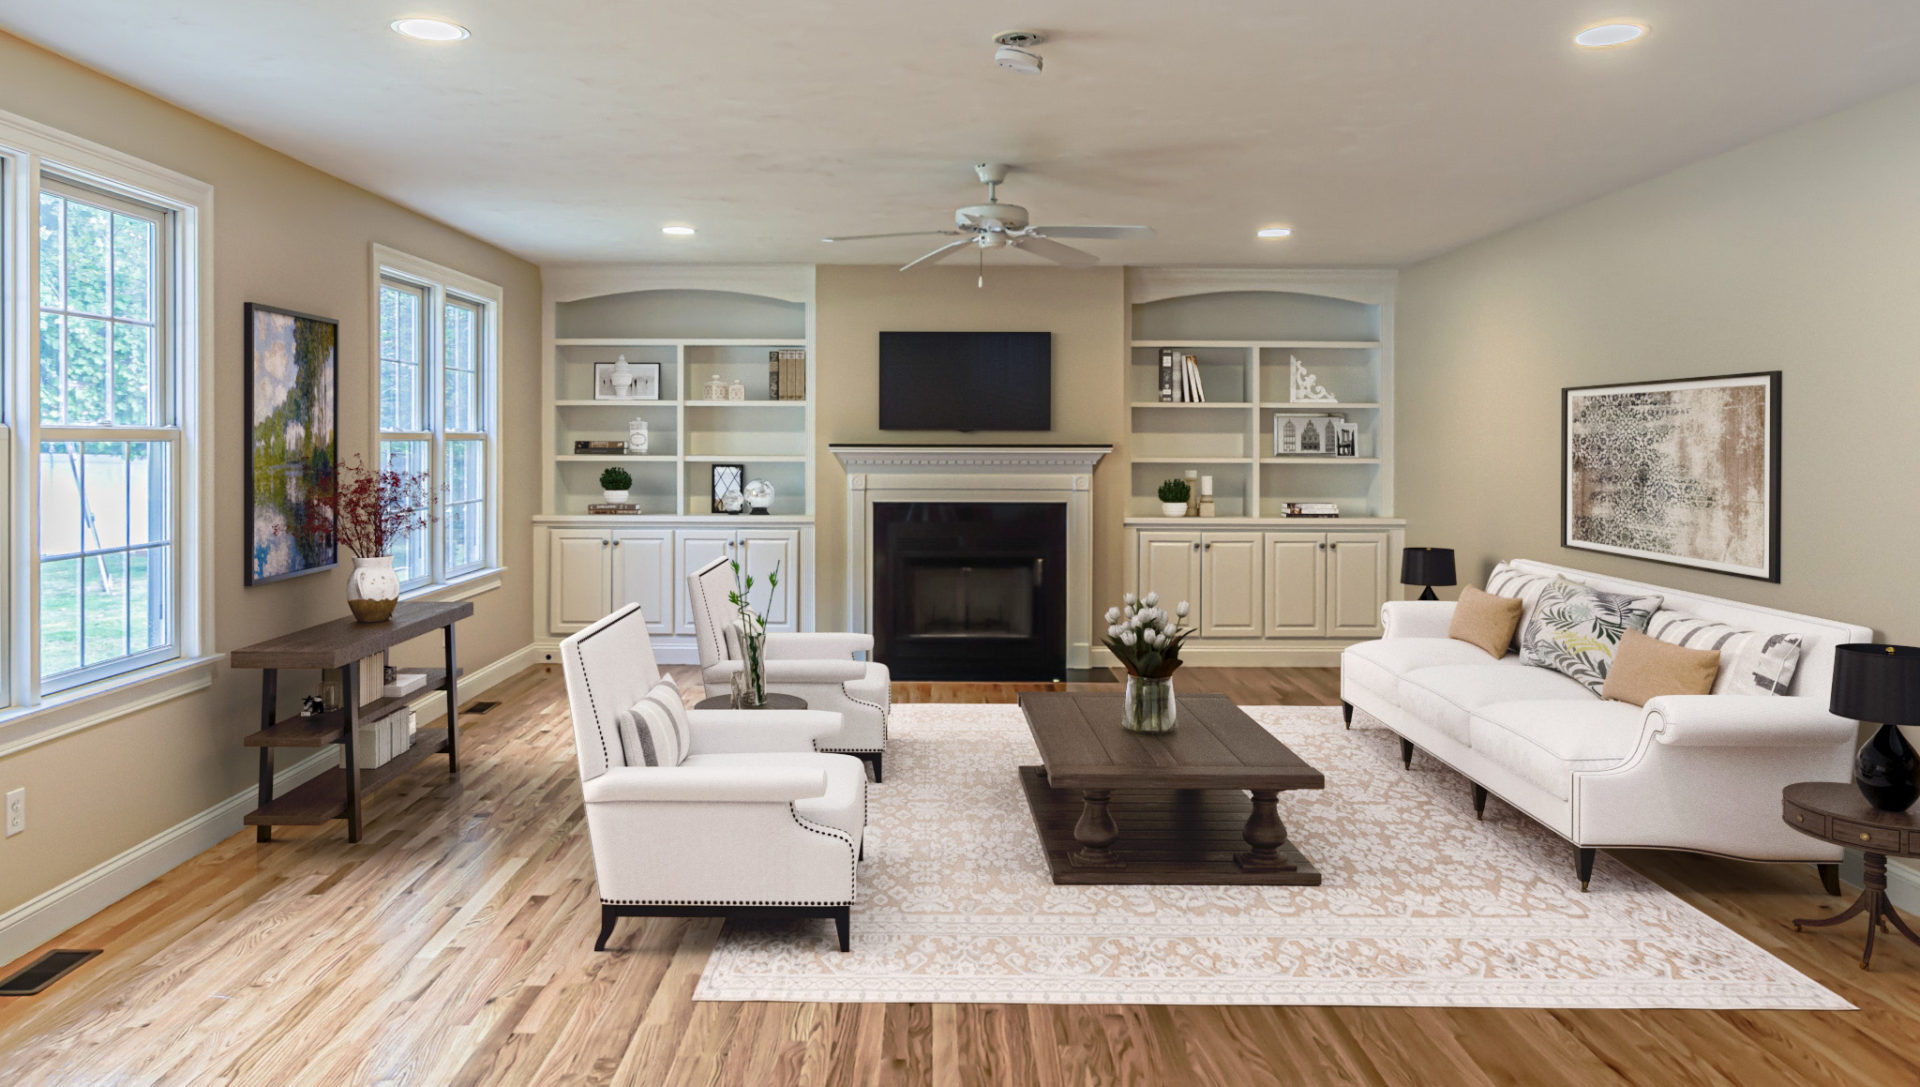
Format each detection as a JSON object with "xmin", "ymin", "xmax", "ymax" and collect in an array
[{"xmin": 993, "ymin": 30, "xmax": 1044, "ymax": 75}]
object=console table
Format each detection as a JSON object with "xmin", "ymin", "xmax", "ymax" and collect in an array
[{"xmin": 231, "ymin": 601, "xmax": 472, "ymax": 843}]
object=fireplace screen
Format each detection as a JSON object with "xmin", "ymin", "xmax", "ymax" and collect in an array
[{"xmin": 905, "ymin": 562, "xmax": 1035, "ymax": 640}]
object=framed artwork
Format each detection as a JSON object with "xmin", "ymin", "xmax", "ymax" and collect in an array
[
  {"xmin": 1563, "ymin": 372, "xmax": 1781, "ymax": 582},
  {"xmin": 594, "ymin": 360, "xmax": 661, "ymax": 400},
  {"xmin": 711, "ymin": 463, "xmax": 745, "ymax": 513},
  {"xmin": 1272, "ymin": 412, "xmax": 1344, "ymax": 456},
  {"xmin": 244, "ymin": 302, "xmax": 339, "ymax": 584}
]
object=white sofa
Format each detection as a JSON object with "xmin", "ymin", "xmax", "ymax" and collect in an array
[{"xmin": 1341, "ymin": 559, "xmax": 1869, "ymax": 890}]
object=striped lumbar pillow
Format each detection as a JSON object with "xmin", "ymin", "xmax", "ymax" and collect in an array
[
  {"xmin": 615, "ymin": 676, "xmax": 692, "ymax": 767},
  {"xmin": 1645, "ymin": 610, "xmax": 1805, "ymax": 697}
]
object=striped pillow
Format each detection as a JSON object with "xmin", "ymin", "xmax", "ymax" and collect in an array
[
  {"xmin": 1486, "ymin": 562, "xmax": 1580, "ymax": 652},
  {"xmin": 614, "ymin": 677, "xmax": 693, "ymax": 766},
  {"xmin": 1645, "ymin": 611, "xmax": 1804, "ymax": 697}
]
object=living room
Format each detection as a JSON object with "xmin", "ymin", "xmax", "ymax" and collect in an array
[{"xmin": 3, "ymin": 4, "xmax": 1920, "ymax": 1084}]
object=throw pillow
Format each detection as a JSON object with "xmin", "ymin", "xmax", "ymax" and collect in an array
[
  {"xmin": 1602, "ymin": 629, "xmax": 1721, "ymax": 707},
  {"xmin": 1520, "ymin": 579, "xmax": 1664, "ymax": 696},
  {"xmin": 1486, "ymin": 562, "xmax": 1578, "ymax": 651},
  {"xmin": 1644, "ymin": 610, "xmax": 1805, "ymax": 696},
  {"xmin": 1448, "ymin": 586, "xmax": 1524, "ymax": 658},
  {"xmin": 614, "ymin": 677, "xmax": 691, "ymax": 767}
]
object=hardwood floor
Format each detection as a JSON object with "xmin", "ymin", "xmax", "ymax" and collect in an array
[{"xmin": 2, "ymin": 664, "xmax": 1916, "ymax": 1086}]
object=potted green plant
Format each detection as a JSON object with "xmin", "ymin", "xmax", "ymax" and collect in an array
[
  {"xmin": 727, "ymin": 560, "xmax": 781, "ymax": 708},
  {"xmin": 598, "ymin": 465, "xmax": 633, "ymax": 504},
  {"xmin": 1102, "ymin": 592, "xmax": 1193, "ymax": 733},
  {"xmin": 1157, "ymin": 477, "xmax": 1191, "ymax": 518}
]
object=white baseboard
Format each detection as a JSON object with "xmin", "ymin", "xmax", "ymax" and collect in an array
[{"xmin": 0, "ymin": 641, "xmax": 543, "ymax": 969}]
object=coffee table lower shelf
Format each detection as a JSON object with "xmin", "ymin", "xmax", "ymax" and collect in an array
[{"xmin": 1018, "ymin": 765, "xmax": 1322, "ymax": 886}]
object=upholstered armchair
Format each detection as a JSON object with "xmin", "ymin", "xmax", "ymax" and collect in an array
[
  {"xmin": 560, "ymin": 603, "xmax": 866, "ymax": 952},
  {"xmin": 686, "ymin": 556, "xmax": 891, "ymax": 781}
]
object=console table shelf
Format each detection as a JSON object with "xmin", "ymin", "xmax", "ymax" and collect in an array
[{"xmin": 230, "ymin": 601, "xmax": 472, "ymax": 843}]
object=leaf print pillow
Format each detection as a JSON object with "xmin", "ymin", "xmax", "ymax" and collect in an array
[{"xmin": 1520, "ymin": 579, "xmax": 1663, "ymax": 696}]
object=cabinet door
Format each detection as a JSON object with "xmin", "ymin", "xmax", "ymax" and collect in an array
[
  {"xmin": 676, "ymin": 529, "xmax": 736, "ymax": 634},
  {"xmin": 1200, "ymin": 533, "xmax": 1263, "ymax": 638},
  {"xmin": 1264, "ymin": 533, "xmax": 1327, "ymax": 637},
  {"xmin": 1138, "ymin": 531, "xmax": 1203, "ymax": 633},
  {"xmin": 736, "ymin": 528, "xmax": 800, "ymax": 632},
  {"xmin": 612, "ymin": 529, "xmax": 674, "ymax": 635},
  {"xmin": 1327, "ymin": 532, "xmax": 1389, "ymax": 638},
  {"xmin": 548, "ymin": 530, "xmax": 611, "ymax": 634}
]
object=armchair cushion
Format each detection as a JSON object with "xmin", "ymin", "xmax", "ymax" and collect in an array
[
  {"xmin": 582, "ymin": 763, "xmax": 827, "ymax": 804},
  {"xmin": 685, "ymin": 708, "xmax": 844, "ymax": 754},
  {"xmin": 701, "ymin": 658, "xmax": 871, "ymax": 687},
  {"xmin": 683, "ymin": 751, "xmax": 867, "ymax": 843},
  {"xmin": 765, "ymin": 631, "xmax": 875, "ymax": 660}
]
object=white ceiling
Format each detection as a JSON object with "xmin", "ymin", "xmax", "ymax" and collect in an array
[{"xmin": 4, "ymin": 1, "xmax": 1918, "ymax": 268}]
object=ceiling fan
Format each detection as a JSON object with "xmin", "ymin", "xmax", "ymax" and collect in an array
[{"xmin": 823, "ymin": 163, "xmax": 1154, "ymax": 283}]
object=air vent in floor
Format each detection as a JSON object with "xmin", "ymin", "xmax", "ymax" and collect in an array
[
  {"xmin": 463, "ymin": 700, "xmax": 501, "ymax": 715},
  {"xmin": 0, "ymin": 949, "xmax": 100, "ymax": 996}
]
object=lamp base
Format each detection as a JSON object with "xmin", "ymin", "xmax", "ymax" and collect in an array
[
  {"xmin": 1417, "ymin": 586, "xmax": 1438, "ymax": 602},
  {"xmin": 1856, "ymin": 722, "xmax": 1920, "ymax": 812}
]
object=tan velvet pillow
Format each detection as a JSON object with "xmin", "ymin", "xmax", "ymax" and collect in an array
[
  {"xmin": 1603, "ymin": 629, "xmax": 1721, "ymax": 707},
  {"xmin": 1448, "ymin": 586, "xmax": 1524, "ymax": 658}
]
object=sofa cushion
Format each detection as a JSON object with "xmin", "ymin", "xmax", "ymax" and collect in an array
[
  {"xmin": 1520, "ymin": 579, "xmax": 1662, "ymax": 696},
  {"xmin": 1468, "ymin": 699, "xmax": 1647, "ymax": 802},
  {"xmin": 1602, "ymin": 629, "xmax": 1719, "ymax": 707},
  {"xmin": 1398, "ymin": 663, "xmax": 1594, "ymax": 745},
  {"xmin": 1448, "ymin": 586, "xmax": 1524, "ymax": 659},
  {"xmin": 1344, "ymin": 638, "xmax": 1506, "ymax": 706},
  {"xmin": 1486, "ymin": 562, "xmax": 1577, "ymax": 651},
  {"xmin": 1645, "ymin": 610, "xmax": 1804, "ymax": 697},
  {"xmin": 682, "ymin": 750, "xmax": 866, "ymax": 844}
]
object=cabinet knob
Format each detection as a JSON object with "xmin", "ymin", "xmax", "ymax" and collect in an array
[
  {"xmin": 1204, "ymin": 541, "xmax": 1212, "ymax": 550},
  {"xmin": 1192, "ymin": 542, "xmax": 1200, "ymax": 551}
]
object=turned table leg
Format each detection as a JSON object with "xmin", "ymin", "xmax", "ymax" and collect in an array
[
  {"xmin": 1237, "ymin": 789, "xmax": 1292, "ymax": 871},
  {"xmin": 1793, "ymin": 852, "xmax": 1920, "ymax": 969},
  {"xmin": 1071, "ymin": 790, "xmax": 1124, "ymax": 868}
]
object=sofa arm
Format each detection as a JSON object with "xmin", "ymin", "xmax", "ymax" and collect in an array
[
  {"xmin": 702, "ymin": 658, "xmax": 868, "ymax": 684},
  {"xmin": 1381, "ymin": 600, "xmax": 1457, "ymax": 639},
  {"xmin": 582, "ymin": 764, "xmax": 827, "ymax": 804},
  {"xmin": 1643, "ymin": 695, "xmax": 1858, "ymax": 748},
  {"xmin": 765, "ymin": 631, "xmax": 874, "ymax": 660},
  {"xmin": 685, "ymin": 708, "xmax": 843, "ymax": 753}
]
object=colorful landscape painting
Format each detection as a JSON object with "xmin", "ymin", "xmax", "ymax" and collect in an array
[{"xmin": 246, "ymin": 303, "xmax": 338, "ymax": 584}]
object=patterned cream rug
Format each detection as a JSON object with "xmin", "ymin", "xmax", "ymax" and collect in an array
[{"xmin": 694, "ymin": 704, "xmax": 1848, "ymax": 1009}]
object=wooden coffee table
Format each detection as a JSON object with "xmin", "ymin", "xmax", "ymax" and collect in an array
[{"xmin": 1016, "ymin": 692, "xmax": 1326, "ymax": 885}]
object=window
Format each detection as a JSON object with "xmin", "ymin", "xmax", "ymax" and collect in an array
[
  {"xmin": 0, "ymin": 107, "xmax": 213, "ymax": 725},
  {"xmin": 373, "ymin": 248, "xmax": 499, "ymax": 591}
]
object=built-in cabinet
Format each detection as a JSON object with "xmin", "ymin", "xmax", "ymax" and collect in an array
[{"xmin": 1125, "ymin": 520, "xmax": 1402, "ymax": 664}]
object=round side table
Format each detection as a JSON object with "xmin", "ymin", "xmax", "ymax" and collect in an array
[
  {"xmin": 693, "ymin": 692, "xmax": 808, "ymax": 712},
  {"xmin": 1783, "ymin": 780, "xmax": 1920, "ymax": 969}
]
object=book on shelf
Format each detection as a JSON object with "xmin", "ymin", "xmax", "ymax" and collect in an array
[
  {"xmin": 1183, "ymin": 354, "xmax": 1205, "ymax": 402},
  {"xmin": 588, "ymin": 502, "xmax": 640, "ymax": 515},
  {"xmin": 768, "ymin": 351, "xmax": 779, "ymax": 400},
  {"xmin": 769, "ymin": 348, "xmax": 806, "ymax": 400},
  {"xmin": 1158, "ymin": 349, "xmax": 1175, "ymax": 401},
  {"xmin": 1284, "ymin": 502, "xmax": 1341, "ymax": 518},
  {"xmin": 573, "ymin": 440, "xmax": 628, "ymax": 454}
]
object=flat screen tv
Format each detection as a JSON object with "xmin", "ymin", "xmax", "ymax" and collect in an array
[{"xmin": 878, "ymin": 331, "xmax": 1051, "ymax": 431}]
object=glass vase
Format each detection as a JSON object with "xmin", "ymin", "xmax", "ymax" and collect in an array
[
  {"xmin": 1122, "ymin": 673, "xmax": 1176, "ymax": 733},
  {"xmin": 731, "ymin": 629, "xmax": 767, "ymax": 709}
]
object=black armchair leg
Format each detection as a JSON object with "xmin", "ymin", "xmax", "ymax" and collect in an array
[
  {"xmin": 833, "ymin": 906, "xmax": 851, "ymax": 953},
  {"xmin": 595, "ymin": 904, "xmax": 619, "ymax": 951}
]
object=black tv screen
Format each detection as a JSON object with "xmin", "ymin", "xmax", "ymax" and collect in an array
[{"xmin": 878, "ymin": 331, "xmax": 1051, "ymax": 431}]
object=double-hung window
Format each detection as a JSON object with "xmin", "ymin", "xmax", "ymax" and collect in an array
[{"xmin": 372, "ymin": 247, "xmax": 500, "ymax": 593}]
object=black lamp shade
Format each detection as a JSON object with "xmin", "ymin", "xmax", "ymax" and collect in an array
[
  {"xmin": 1831, "ymin": 644, "xmax": 1920, "ymax": 724},
  {"xmin": 1400, "ymin": 547, "xmax": 1457, "ymax": 588}
]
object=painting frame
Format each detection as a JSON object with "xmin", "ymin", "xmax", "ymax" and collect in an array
[
  {"xmin": 594, "ymin": 360, "xmax": 661, "ymax": 401},
  {"xmin": 244, "ymin": 302, "xmax": 340, "ymax": 585},
  {"xmin": 711, "ymin": 463, "xmax": 746, "ymax": 514},
  {"xmin": 1562, "ymin": 371, "xmax": 1781, "ymax": 583}
]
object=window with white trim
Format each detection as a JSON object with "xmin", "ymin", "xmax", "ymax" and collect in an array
[{"xmin": 373, "ymin": 250, "xmax": 499, "ymax": 591}]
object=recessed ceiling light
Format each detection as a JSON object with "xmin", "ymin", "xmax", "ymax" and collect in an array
[
  {"xmin": 1256, "ymin": 227, "xmax": 1293, "ymax": 239},
  {"xmin": 661, "ymin": 225, "xmax": 696, "ymax": 236},
  {"xmin": 1574, "ymin": 22, "xmax": 1646, "ymax": 48},
  {"xmin": 390, "ymin": 17, "xmax": 469, "ymax": 41}
]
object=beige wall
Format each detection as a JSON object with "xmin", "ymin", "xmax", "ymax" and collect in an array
[
  {"xmin": 812, "ymin": 264, "xmax": 1129, "ymax": 637},
  {"xmin": 1397, "ymin": 80, "xmax": 1920, "ymax": 643},
  {"xmin": 0, "ymin": 33, "xmax": 541, "ymax": 917}
]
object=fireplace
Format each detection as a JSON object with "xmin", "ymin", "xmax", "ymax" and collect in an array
[{"xmin": 873, "ymin": 502, "xmax": 1066, "ymax": 681}]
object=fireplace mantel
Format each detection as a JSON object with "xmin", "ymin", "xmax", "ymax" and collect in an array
[{"xmin": 831, "ymin": 445, "xmax": 1111, "ymax": 671}]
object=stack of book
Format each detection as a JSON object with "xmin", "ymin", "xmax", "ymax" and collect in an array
[
  {"xmin": 588, "ymin": 502, "xmax": 640, "ymax": 515},
  {"xmin": 1157, "ymin": 349, "xmax": 1207, "ymax": 402},
  {"xmin": 573, "ymin": 440, "xmax": 628, "ymax": 455},
  {"xmin": 1284, "ymin": 502, "xmax": 1341, "ymax": 518},
  {"xmin": 769, "ymin": 349, "xmax": 807, "ymax": 400}
]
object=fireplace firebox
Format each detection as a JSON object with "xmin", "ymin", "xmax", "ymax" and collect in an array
[{"xmin": 873, "ymin": 502, "xmax": 1066, "ymax": 681}]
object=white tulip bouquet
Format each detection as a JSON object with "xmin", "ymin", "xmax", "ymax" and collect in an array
[{"xmin": 1101, "ymin": 591, "xmax": 1194, "ymax": 679}]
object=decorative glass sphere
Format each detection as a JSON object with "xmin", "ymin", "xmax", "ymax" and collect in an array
[{"xmin": 744, "ymin": 478, "xmax": 775, "ymax": 512}]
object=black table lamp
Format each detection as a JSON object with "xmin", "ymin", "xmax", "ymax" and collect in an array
[
  {"xmin": 1831, "ymin": 644, "xmax": 1920, "ymax": 812},
  {"xmin": 1400, "ymin": 547, "xmax": 1456, "ymax": 602}
]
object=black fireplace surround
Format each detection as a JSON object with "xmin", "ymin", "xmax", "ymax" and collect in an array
[{"xmin": 872, "ymin": 501, "xmax": 1067, "ymax": 681}]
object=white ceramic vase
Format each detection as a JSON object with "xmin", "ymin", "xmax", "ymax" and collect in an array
[
  {"xmin": 602, "ymin": 489, "xmax": 631, "ymax": 504},
  {"xmin": 1161, "ymin": 501, "xmax": 1188, "ymax": 518},
  {"xmin": 347, "ymin": 555, "xmax": 400, "ymax": 624}
]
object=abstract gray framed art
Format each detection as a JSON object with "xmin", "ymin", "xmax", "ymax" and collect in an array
[{"xmin": 1563, "ymin": 372, "xmax": 1781, "ymax": 582}]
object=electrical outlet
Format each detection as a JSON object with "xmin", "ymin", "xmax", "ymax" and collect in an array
[{"xmin": 4, "ymin": 788, "xmax": 22, "ymax": 837}]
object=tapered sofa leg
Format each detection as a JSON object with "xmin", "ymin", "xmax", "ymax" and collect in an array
[
  {"xmin": 595, "ymin": 904, "xmax": 619, "ymax": 951},
  {"xmin": 1399, "ymin": 737, "xmax": 1414, "ymax": 769},
  {"xmin": 1577, "ymin": 848, "xmax": 1597, "ymax": 892},
  {"xmin": 1818, "ymin": 863, "xmax": 1842, "ymax": 897},
  {"xmin": 870, "ymin": 753, "xmax": 883, "ymax": 784},
  {"xmin": 1471, "ymin": 783, "xmax": 1488, "ymax": 821},
  {"xmin": 1342, "ymin": 701, "xmax": 1354, "ymax": 728},
  {"xmin": 833, "ymin": 906, "xmax": 851, "ymax": 953}
]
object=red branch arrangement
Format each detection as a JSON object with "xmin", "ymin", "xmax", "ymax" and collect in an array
[{"xmin": 301, "ymin": 454, "xmax": 437, "ymax": 559}]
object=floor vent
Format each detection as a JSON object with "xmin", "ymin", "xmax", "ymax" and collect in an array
[
  {"xmin": 0, "ymin": 949, "xmax": 100, "ymax": 996},
  {"xmin": 464, "ymin": 700, "xmax": 501, "ymax": 715}
]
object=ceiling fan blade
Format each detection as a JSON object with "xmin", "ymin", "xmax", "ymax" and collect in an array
[
  {"xmin": 823, "ymin": 230, "xmax": 963, "ymax": 243},
  {"xmin": 1026, "ymin": 225, "xmax": 1156, "ymax": 240},
  {"xmin": 1012, "ymin": 235, "xmax": 1099, "ymax": 266},
  {"xmin": 900, "ymin": 238, "xmax": 976, "ymax": 271}
]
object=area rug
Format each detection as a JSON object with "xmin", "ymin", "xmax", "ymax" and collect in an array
[{"xmin": 694, "ymin": 704, "xmax": 1848, "ymax": 1009}]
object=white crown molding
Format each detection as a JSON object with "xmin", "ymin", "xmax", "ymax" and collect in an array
[
  {"xmin": 540, "ymin": 262, "xmax": 814, "ymax": 304},
  {"xmin": 1125, "ymin": 267, "xmax": 1397, "ymax": 307}
]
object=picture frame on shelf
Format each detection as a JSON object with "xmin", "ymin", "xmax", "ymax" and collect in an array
[
  {"xmin": 594, "ymin": 360, "xmax": 661, "ymax": 401},
  {"xmin": 244, "ymin": 302, "xmax": 339, "ymax": 585},
  {"xmin": 710, "ymin": 463, "xmax": 746, "ymax": 514},
  {"xmin": 1331, "ymin": 421, "xmax": 1359, "ymax": 458},
  {"xmin": 1272, "ymin": 412, "xmax": 1345, "ymax": 456}
]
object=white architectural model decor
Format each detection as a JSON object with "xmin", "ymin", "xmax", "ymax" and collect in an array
[{"xmin": 1289, "ymin": 355, "xmax": 1338, "ymax": 403}]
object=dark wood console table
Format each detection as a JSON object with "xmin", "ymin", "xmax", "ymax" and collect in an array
[
  {"xmin": 1783, "ymin": 780, "xmax": 1920, "ymax": 969},
  {"xmin": 231, "ymin": 601, "xmax": 472, "ymax": 843}
]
